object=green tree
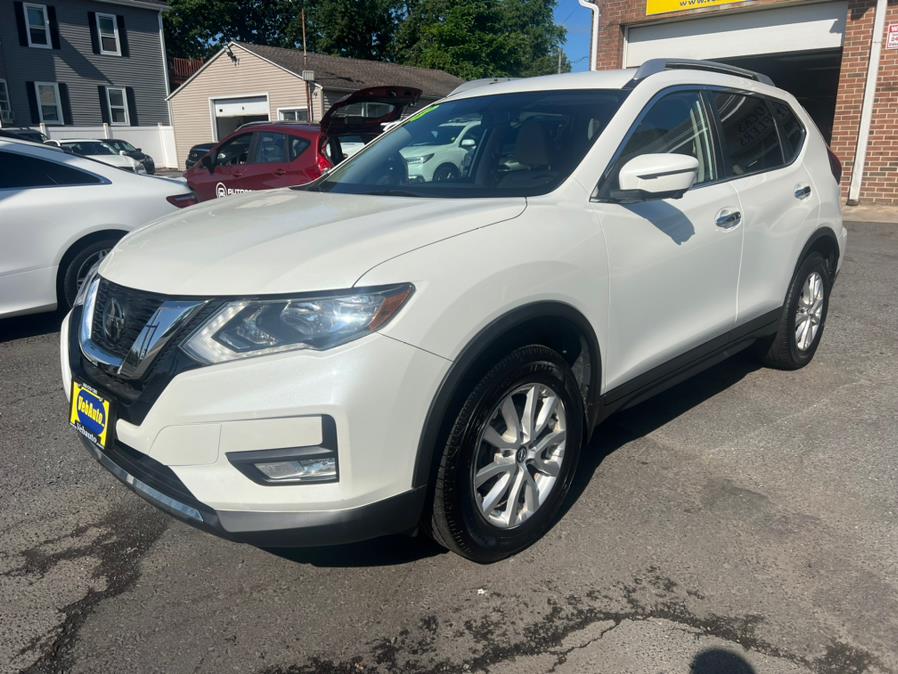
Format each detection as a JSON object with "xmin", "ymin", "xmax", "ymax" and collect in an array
[
  {"xmin": 394, "ymin": 0, "xmax": 567, "ymax": 78},
  {"xmin": 164, "ymin": 0, "xmax": 405, "ymax": 60}
]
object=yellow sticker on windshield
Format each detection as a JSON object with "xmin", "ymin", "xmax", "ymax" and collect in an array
[{"xmin": 405, "ymin": 105, "xmax": 439, "ymax": 124}]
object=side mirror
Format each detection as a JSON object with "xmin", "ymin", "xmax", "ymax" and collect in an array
[
  {"xmin": 119, "ymin": 150, "xmax": 127, "ymax": 156},
  {"xmin": 615, "ymin": 153, "xmax": 698, "ymax": 201},
  {"xmin": 460, "ymin": 138, "xmax": 476, "ymax": 149},
  {"xmin": 201, "ymin": 154, "xmax": 214, "ymax": 172}
]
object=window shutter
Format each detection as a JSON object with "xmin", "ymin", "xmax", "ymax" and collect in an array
[
  {"xmin": 116, "ymin": 15, "xmax": 129, "ymax": 57},
  {"xmin": 47, "ymin": 6, "xmax": 61, "ymax": 49},
  {"xmin": 87, "ymin": 12, "xmax": 100, "ymax": 54},
  {"xmin": 26, "ymin": 82, "xmax": 39, "ymax": 124},
  {"xmin": 59, "ymin": 83, "xmax": 72, "ymax": 125},
  {"xmin": 14, "ymin": 2, "xmax": 28, "ymax": 47},
  {"xmin": 98, "ymin": 86, "xmax": 110, "ymax": 124},
  {"xmin": 125, "ymin": 87, "xmax": 138, "ymax": 126}
]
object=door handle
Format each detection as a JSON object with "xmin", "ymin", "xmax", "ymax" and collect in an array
[
  {"xmin": 794, "ymin": 184, "xmax": 811, "ymax": 200},
  {"xmin": 274, "ymin": 168, "xmax": 287, "ymax": 176},
  {"xmin": 233, "ymin": 170, "xmax": 244, "ymax": 177},
  {"xmin": 715, "ymin": 208, "xmax": 742, "ymax": 229}
]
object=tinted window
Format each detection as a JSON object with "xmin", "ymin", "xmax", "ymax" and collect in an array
[
  {"xmin": 770, "ymin": 100, "xmax": 805, "ymax": 163},
  {"xmin": 311, "ymin": 90, "xmax": 626, "ymax": 198},
  {"xmin": 604, "ymin": 91, "xmax": 717, "ymax": 195},
  {"xmin": 288, "ymin": 136, "xmax": 310, "ymax": 162},
  {"xmin": 0, "ymin": 151, "xmax": 103, "ymax": 189},
  {"xmin": 253, "ymin": 132, "xmax": 288, "ymax": 164},
  {"xmin": 713, "ymin": 93, "xmax": 783, "ymax": 176},
  {"xmin": 66, "ymin": 142, "xmax": 114, "ymax": 156},
  {"xmin": 215, "ymin": 134, "xmax": 252, "ymax": 166}
]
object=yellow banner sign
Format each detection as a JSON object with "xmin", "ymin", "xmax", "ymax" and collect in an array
[{"xmin": 646, "ymin": 0, "xmax": 745, "ymax": 16}]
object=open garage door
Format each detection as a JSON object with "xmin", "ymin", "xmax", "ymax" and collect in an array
[
  {"xmin": 212, "ymin": 95, "xmax": 269, "ymax": 140},
  {"xmin": 624, "ymin": 2, "xmax": 848, "ymax": 142}
]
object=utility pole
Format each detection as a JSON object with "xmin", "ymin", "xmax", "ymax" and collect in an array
[
  {"xmin": 557, "ymin": 48, "xmax": 563, "ymax": 74},
  {"xmin": 301, "ymin": 7, "xmax": 312, "ymax": 121}
]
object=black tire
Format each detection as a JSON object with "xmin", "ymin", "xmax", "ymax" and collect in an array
[
  {"xmin": 429, "ymin": 345, "xmax": 584, "ymax": 563},
  {"xmin": 60, "ymin": 236, "xmax": 120, "ymax": 310},
  {"xmin": 432, "ymin": 163, "xmax": 460, "ymax": 182},
  {"xmin": 757, "ymin": 251, "xmax": 832, "ymax": 370}
]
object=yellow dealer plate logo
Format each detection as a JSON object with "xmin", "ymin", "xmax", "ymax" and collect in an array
[
  {"xmin": 70, "ymin": 382, "xmax": 111, "ymax": 449},
  {"xmin": 646, "ymin": 0, "xmax": 746, "ymax": 16}
]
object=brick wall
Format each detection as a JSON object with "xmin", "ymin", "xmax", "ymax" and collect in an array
[{"xmin": 593, "ymin": 0, "xmax": 897, "ymax": 204}]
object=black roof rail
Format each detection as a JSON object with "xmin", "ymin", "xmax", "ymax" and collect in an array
[{"xmin": 626, "ymin": 58, "xmax": 774, "ymax": 88}]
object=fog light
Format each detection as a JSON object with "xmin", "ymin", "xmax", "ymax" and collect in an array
[{"xmin": 255, "ymin": 457, "xmax": 337, "ymax": 482}]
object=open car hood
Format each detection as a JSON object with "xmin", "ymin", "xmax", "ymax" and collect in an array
[{"xmin": 319, "ymin": 86, "xmax": 422, "ymax": 135}]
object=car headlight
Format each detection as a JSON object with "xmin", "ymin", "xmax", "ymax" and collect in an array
[
  {"xmin": 182, "ymin": 284, "xmax": 414, "ymax": 364},
  {"xmin": 405, "ymin": 153, "xmax": 434, "ymax": 165}
]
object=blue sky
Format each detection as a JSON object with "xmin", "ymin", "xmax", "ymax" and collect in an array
[{"xmin": 554, "ymin": 1, "xmax": 592, "ymax": 72}]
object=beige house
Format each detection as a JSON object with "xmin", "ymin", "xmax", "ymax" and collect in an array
[{"xmin": 167, "ymin": 42, "xmax": 462, "ymax": 169}]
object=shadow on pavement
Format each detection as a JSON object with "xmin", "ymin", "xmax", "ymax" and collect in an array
[
  {"xmin": 0, "ymin": 311, "xmax": 64, "ymax": 344},
  {"xmin": 691, "ymin": 648, "xmax": 757, "ymax": 673},
  {"xmin": 263, "ymin": 533, "xmax": 447, "ymax": 568},
  {"xmin": 562, "ymin": 351, "xmax": 762, "ymax": 521}
]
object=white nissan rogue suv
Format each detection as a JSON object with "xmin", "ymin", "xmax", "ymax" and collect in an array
[{"xmin": 62, "ymin": 60, "xmax": 846, "ymax": 562}]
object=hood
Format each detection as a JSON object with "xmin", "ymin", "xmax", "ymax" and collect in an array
[
  {"xmin": 320, "ymin": 86, "xmax": 422, "ymax": 135},
  {"xmin": 99, "ymin": 189, "xmax": 526, "ymax": 296}
]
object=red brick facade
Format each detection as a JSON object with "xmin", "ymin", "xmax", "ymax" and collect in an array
[{"xmin": 593, "ymin": 0, "xmax": 898, "ymax": 204}]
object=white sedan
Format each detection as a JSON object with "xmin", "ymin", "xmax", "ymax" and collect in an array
[
  {"xmin": 47, "ymin": 138, "xmax": 146, "ymax": 174},
  {"xmin": 0, "ymin": 138, "xmax": 197, "ymax": 318}
]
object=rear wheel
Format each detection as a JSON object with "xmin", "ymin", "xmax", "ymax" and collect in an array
[
  {"xmin": 60, "ymin": 236, "xmax": 119, "ymax": 310},
  {"xmin": 757, "ymin": 251, "xmax": 831, "ymax": 370},
  {"xmin": 429, "ymin": 345, "xmax": 583, "ymax": 563}
]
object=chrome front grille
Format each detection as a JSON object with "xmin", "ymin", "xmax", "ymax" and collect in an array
[
  {"xmin": 80, "ymin": 278, "xmax": 208, "ymax": 381},
  {"xmin": 90, "ymin": 279, "xmax": 166, "ymax": 359}
]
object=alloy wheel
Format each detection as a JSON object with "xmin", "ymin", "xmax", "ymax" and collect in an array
[
  {"xmin": 472, "ymin": 383, "xmax": 567, "ymax": 529},
  {"xmin": 795, "ymin": 271, "xmax": 824, "ymax": 351}
]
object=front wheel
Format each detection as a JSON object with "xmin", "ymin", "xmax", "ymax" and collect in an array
[
  {"xmin": 757, "ymin": 251, "xmax": 832, "ymax": 370},
  {"xmin": 429, "ymin": 345, "xmax": 584, "ymax": 563},
  {"xmin": 60, "ymin": 236, "xmax": 119, "ymax": 310}
]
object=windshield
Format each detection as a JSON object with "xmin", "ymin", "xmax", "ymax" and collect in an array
[
  {"xmin": 306, "ymin": 89, "xmax": 626, "ymax": 198},
  {"xmin": 66, "ymin": 141, "xmax": 114, "ymax": 156},
  {"xmin": 107, "ymin": 140, "xmax": 136, "ymax": 152}
]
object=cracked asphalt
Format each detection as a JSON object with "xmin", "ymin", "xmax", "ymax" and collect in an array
[{"xmin": 2, "ymin": 220, "xmax": 897, "ymax": 674}]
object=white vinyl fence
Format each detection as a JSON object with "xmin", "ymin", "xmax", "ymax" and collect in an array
[{"xmin": 36, "ymin": 124, "xmax": 178, "ymax": 169}]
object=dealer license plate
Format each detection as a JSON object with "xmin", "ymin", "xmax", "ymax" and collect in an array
[{"xmin": 69, "ymin": 381, "xmax": 112, "ymax": 450}]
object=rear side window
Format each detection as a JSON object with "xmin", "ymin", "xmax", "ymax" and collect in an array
[
  {"xmin": 769, "ymin": 100, "xmax": 806, "ymax": 163},
  {"xmin": 0, "ymin": 151, "xmax": 102, "ymax": 189},
  {"xmin": 712, "ymin": 93, "xmax": 783, "ymax": 176},
  {"xmin": 601, "ymin": 90, "xmax": 717, "ymax": 196},
  {"xmin": 288, "ymin": 136, "xmax": 310, "ymax": 161}
]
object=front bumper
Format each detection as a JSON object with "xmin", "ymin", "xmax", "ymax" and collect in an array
[
  {"xmin": 61, "ymin": 309, "xmax": 449, "ymax": 546},
  {"xmin": 78, "ymin": 434, "xmax": 425, "ymax": 546}
]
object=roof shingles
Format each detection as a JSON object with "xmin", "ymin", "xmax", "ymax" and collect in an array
[{"xmin": 238, "ymin": 43, "xmax": 463, "ymax": 99}]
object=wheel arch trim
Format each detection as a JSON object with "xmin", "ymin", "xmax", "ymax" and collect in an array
[{"xmin": 411, "ymin": 300, "xmax": 602, "ymax": 489}]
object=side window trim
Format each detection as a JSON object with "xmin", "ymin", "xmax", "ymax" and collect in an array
[
  {"xmin": 593, "ymin": 83, "xmax": 807, "ymax": 200},
  {"xmin": 593, "ymin": 85, "xmax": 712, "ymax": 202},
  {"xmin": 767, "ymin": 98, "xmax": 807, "ymax": 164}
]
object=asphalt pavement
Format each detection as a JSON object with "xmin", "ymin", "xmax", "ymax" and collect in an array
[{"xmin": 1, "ymin": 221, "xmax": 896, "ymax": 674}]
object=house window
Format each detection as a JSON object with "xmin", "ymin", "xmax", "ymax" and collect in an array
[
  {"xmin": 95, "ymin": 13, "xmax": 121, "ymax": 55},
  {"xmin": 278, "ymin": 108, "xmax": 309, "ymax": 122},
  {"xmin": 24, "ymin": 3, "xmax": 51, "ymax": 48},
  {"xmin": 0, "ymin": 81, "xmax": 11, "ymax": 124},
  {"xmin": 105, "ymin": 87, "xmax": 130, "ymax": 125},
  {"xmin": 35, "ymin": 82, "xmax": 62, "ymax": 124}
]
